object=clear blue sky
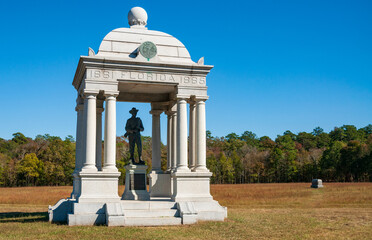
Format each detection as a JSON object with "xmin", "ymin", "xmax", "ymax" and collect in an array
[{"xmin": 0, "ymin": 0, "xmax": 371, "ymax": 141}]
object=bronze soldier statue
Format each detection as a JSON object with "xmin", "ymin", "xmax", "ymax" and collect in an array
[{"xmin": 124, "ymin": 107, "xmax": 145, "ymax": 165}]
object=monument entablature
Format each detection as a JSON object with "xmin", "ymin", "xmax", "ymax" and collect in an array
[
  {"xmin": 49, "ymin": 6, "xmax": 226, "ymax": 227},
  {"xmin": 73, "ymin": 55, "xmax": 212, "ymax": 103}
]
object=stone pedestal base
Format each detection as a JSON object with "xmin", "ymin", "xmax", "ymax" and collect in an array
[
  {"xmin": 78, "ymin": 171, "xmax": 121, "ymax": 203},
  {"xmin": 149, "ymin": 172, "xmax": 171, "ymax": 197},
  {"xmin": 49, "ymin": 171, "xmax": 122, "ymax": 226},
  {"xmin": 122, "ymin": 164, "xmax": 150, "ymax": 200},
  {"xmin": 171, "ymin": 171, "xmax": 213, "ymax": 202}
]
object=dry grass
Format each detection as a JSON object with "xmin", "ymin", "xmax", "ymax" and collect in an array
[
  {"xmin": 211, "ymin": 182, "xmax": 372, "ymax": 209},
  {"xmin": 0, "ymin": 183, "xmax": 371, "ymax": 239}
]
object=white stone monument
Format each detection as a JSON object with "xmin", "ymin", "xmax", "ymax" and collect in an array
[{"xmin": 48, "ymin": 6, "xmax": 227, "ymax": 226}]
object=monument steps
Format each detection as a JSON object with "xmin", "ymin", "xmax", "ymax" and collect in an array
[
  {"xmin": 120, "ymin": 199, "xmax": 182, "ymax": 226},
  {"xmin": 121, "ymin": 199, "xmax": 177, "ymax": 210},
  {"xmin": 123, "ymin": 209, "xmax": 178, "ymax": 217},
  {"xmin": 123, "ymin": 216, "xmax": 182, "ymax": 226}
]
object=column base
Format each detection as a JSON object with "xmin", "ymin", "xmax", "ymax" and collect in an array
[
  {"xmin": 102, "ymin": 166, "xmax": 118, "ymax": 172},
  {"xmin": 81, "ymin": 165, "xmax": 98, "ymax": 173},
  {"xmin": 194, "ymin": 166, "xmax": 209, "ymax": 172},
  {"xmin": 174, "ymin": 166, "xmax": 191, "ymax": 172}
]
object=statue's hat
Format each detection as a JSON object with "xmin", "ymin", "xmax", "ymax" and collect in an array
[{"xmin": 129, "ymin": 107, "xmax": 139, "ymax": 114}]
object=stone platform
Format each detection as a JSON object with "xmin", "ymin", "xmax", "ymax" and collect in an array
[{"xmin": 49, "ymin": 197, "xmax": 227, "ymax": 226}]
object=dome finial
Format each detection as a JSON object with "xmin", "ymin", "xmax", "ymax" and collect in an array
[{"xmin": 128, "ymin": 7, "xmax": 148, "ymax": 27}]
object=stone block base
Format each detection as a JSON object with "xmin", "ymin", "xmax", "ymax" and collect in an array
[
  {"xmin": 68, "ymin": 213, "xmax": 106, "ymax": 226},
  {"xmin": 171, "ymin": 171, "xmax": 213, "ymax": 202},
  {"xmin": 48, "ymin": 198, "xmax": 75, "ymax": 223},
  {"xmin": 149, "ymin": 172, "xmax": 171, "ymax": 197},
  {"xmin": 105, "ymin": 203, "xmax": 125, "ymax": 226},
  {"xmin": 78, "ymin": 171, "xmax": 121, "ymax": 203},
  {"xmin": 178, "ymin": 200, "xmax": 227, "ymax": 223}
]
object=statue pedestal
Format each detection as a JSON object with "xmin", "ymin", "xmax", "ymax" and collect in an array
[{"xmin": 122, "ymin": 164, "xmax": 150, "ymax": 200}]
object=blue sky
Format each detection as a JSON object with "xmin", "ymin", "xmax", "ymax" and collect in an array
[{"xmin": 0, "ymin": 0, "xmax": 371, "ymax": 141}]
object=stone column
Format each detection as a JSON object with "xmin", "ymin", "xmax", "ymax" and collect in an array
[
  {"xmin": 150, "ymin": 109, "xmax": 162, "ymax": 172},
  {"xmin": 176, "ymin": 99, "xmax": 189, "ymax": 172},
  {"xmin": 195, "ymin": 99, "xmax": 208, "ymax": 172},
  {"xmin": 82, "ymin": 91, "xmax": 98, "ymax": 171},
  {"xmin": 74, "ymin": 98, "xmax": 84, "ymax": 172},
  {"xmin": 189, "ymin": 101, "xmax": 196, "ymax": 170},
  {"xmin": 71, "ymin": 97, "xmax": 84, "ymax": 199},
  {"xmin": 96, "ymin": 101, "xmax": 104, "ymax": 171},
  {"xmin": 171, "ymin": 111, "xmax": 177, "ymax": 171},
  {"xmin": 103, "ymin": 92, "xmax": 118, "ymax": 171},
  {"xmin": 166, "ymin": 111, "xmax": 172, "ymax": 172}
]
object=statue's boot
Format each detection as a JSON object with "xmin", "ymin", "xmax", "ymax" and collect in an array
[{"xmin": 138, "ymin": 157, "xmax": 145, "ymax": 165}]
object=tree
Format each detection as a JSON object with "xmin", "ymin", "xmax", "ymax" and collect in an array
[
  {"xmin": 268, "ymin": 147, "xmax": 283, "ymax": 182},
  {"xmin": 225, "ymin": 133, "xmax": 239, "ymax": 141},
  {"xmin": 240, "ymin": 131, "xmax": 259, "ymax": 147},
  {"xmin": 360, "ymin": 124, "xmax": 372, "ymax": 137},
  {"xmin": 315, "ymin": 132, "xmax": 331, "ymax": 148},
  {"xmin": 259, "ymin": 136, "xmax": 276, "ymax": 150},
  {"xmin": 320, "ymin": 141, "xmax": 344, "ymax": 181},
  {"xmin": 329, "ymin": 127, "xmax": 345, "ymax": 142},
  {"xmin": 219, "ymin": 153, "xmax": 234, "ymax": 184},
  {"xmin": 16, "ymin": 153, "xmax": 44, "ymax": 186},
  {"xmin": 312, "ymin": 127, "xmax": 324, "ymax": 136},
  {"xmin": 283, "ymin": 130, "xmax": 296, "ymax": 141},
  {"xmin": 231, "ymin": 150, "xmax": 243, "ymax": 183},
  {"xmin": 207, "ymin": 154, "xmax": 219, "ymax": 184},
  {"xmin": 276, "ymin": 134, "xmax": 298, "ymax": 182},
  {"xmin": 297, "ymin": 132, "xmax": 317, "ymax": 150},
  {"xmin": 12, "ymin": 132, "xmax": 28, "ymax": 145},
  {"xmin": 340, "ymin": 140, "xmax": 367, "ymax": 181},
  {"xmin": 341, "ymin": 125, "xmax": 361, "ymax": 142}
]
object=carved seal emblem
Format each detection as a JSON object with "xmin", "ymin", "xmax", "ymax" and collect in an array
[{"xmin": 139, "ymin": 41, "xmax": 157, "ymax": 60}]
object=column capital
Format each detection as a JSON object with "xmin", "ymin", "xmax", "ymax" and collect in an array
[
  {"xmin": 194, "ymin": 96, "xmax": 209, "ymax": 102},
  {"xmin": 165, "ymin": 110, "xmax": 176, "ymax": 116},
  {"xmin": 176, "ymin": 97, "xmax": 188, "ymax": 101},
  {"xmin": 104, "ymin": 90, "xmax": 119, "ymax": 98},
  {"xmin": 187, "ymin": 96, "xmax": 196, "ymax": 105},
  {"xmin": 83, "ymin": 89, "xmax": 99, "ymax": 97}
]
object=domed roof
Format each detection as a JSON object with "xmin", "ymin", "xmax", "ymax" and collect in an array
[{"xmin": 96, "ymin": 7, "xmax": 193, "ymax": 64}]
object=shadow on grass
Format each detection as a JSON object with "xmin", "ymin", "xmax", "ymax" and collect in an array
[{"xmin": 0, "ymin": 212, "xmax": 48, "ymax": 223}]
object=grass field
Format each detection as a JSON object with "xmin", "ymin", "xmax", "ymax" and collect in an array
[{"xmin": 0, "ymin": 183, "xmax": 371, "ymax": 239}]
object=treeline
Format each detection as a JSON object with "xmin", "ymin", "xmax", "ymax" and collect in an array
[
  {"xmin": 0, "ymin": 133, "xmax": 162, "ymax": 186},
  {"xmin": 0, "ymin": 124, "xmax": 371, "ymax": 187},
  {"xmin": 0, "ymin": 133, "xmax": 75, "ymax": 186},
  {"xmin": 206, "ymin": 125, "xmax": 372, "ymax": 184}
]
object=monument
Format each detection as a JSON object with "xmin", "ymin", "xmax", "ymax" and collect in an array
[
  {"xmin": 311, "ymin": 179, "xmax": 324, "ymax": 188},
  {"xmin": 48, "ymin": 6, "xmax": 227, "ymax": 226}
]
